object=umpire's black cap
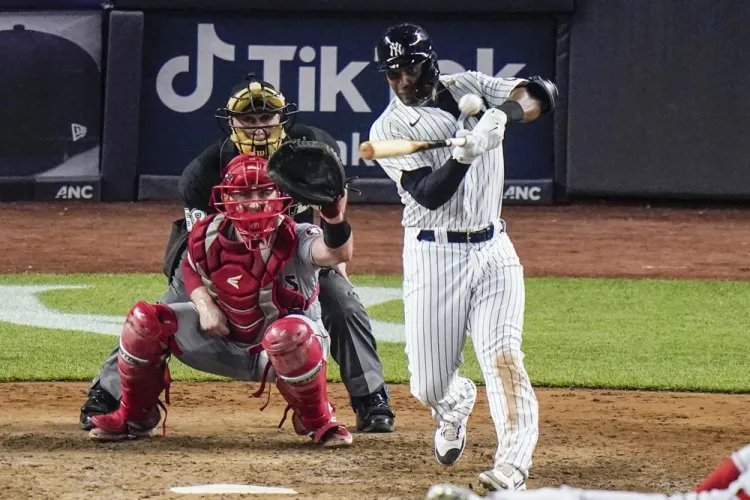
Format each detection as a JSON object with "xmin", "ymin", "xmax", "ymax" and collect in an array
[{"xmin": 0, "ymin": 25, "xmax": 100, "ymax": 177}]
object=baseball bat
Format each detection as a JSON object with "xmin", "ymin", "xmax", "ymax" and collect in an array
[{"xmin": 359, "ymin": 138, "xmax": 467, "ymax": 160}]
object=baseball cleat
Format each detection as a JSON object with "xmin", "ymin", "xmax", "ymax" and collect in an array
[
  {"xmin": 426, "ymin": 484, "xmax": 483, "ymax": 500},
  {"xmin": 478, "ymin": 464, "xmax": 528, "ymax": 491},
  {"xmin": 434, "ymin": 420, "xmax": 467, "ymax": 465},
  {"xmin": 88, "ymin": 426, "xmax": 154, "ymax": 441},
  {"xmin": 88, "ymin": 406, "xmax": 161, "ymax": 442},
  {"xmin": 320, "ymin": 425, "xmax": 354, "ymax": 448}
]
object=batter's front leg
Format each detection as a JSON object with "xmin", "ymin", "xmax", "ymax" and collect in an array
[
  {"xmin": 468, "ymin": 236, "xmax": 539, "ymax": 476},
  {"xmin": 469, "ymin": 250, "xmax": 539, "ymax": 480}
]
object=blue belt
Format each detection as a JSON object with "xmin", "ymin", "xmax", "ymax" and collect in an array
[{"xmin": 417, "ymin": 223, "xmax": 500, "ymax": 244}]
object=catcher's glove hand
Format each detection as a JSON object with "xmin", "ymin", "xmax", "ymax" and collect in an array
[{"xmin": 266, "ymin": 139, "xmax": 347, "ymax": 218}]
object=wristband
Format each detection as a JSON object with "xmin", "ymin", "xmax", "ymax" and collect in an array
[
  {"xmin": 497, "ymin": 101, "xmax": 525, "ymax": 123},
  {"xmin": 321, "ymin": 218, "xmax": 352, "ymax": 249}
]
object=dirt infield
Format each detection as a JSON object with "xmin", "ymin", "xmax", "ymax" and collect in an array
[{"xmin": 3, "ymin": 202, "xmax": 750, "ymax": 500}]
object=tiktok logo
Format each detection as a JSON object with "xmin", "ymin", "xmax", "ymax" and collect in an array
[
  {"xmin": 156, "ymin": 24, "xmax": 235, "ymax": 113},
  {"xmin": 155, "ymin": 23, "xmax": 372, "ymax": 114},
  {"xmin": 155, "ymin": 23, "xmax": 528, "ymax": 115}
]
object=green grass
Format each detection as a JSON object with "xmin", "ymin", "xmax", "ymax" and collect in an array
[{"xmin": 1, "ymin": 273, "xmax": 750, "ymax": 392}]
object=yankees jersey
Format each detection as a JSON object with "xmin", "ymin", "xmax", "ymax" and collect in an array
[{"xmin": 369, "ymin": 71, "xmax": 524, "ymax": 231}]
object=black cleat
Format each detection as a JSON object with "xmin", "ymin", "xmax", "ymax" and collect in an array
[
  {"xmin": 79, "ymin": 382, "xmax": 119, "ymax": 431},
  {"xmin": 352, "ymin": 387, "xmax": 396, "ymax": 433}
]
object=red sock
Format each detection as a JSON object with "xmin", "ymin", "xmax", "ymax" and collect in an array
[{"xmin": 697, "ymin": 457, "xmax": 741, "ymax": 492}]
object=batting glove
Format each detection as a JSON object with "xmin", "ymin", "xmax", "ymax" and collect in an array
[
  {"xmin": 472, "ymin": 108, "xmax": 508, "ymax": 150},
  {"xmin": 451, "ymin": 129, "xmax": 489, "ymax": 165}
]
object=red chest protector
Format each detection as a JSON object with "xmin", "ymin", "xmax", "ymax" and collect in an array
[{"xmin": 188, "ymin": 214, "xmax": 315, "ymax": 345}]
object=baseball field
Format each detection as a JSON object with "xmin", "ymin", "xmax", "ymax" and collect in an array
[{"xmin": 2, "ymin": 202, "xmax": 750, "ymax": 499}]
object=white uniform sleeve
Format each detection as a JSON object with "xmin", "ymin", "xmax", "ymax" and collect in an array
[
  {"xmin": 295, "ymin": 223, "xmax": 324, "ymax": 271},
  {"xmin": 470, "ymin": 71, "xmax": 527, "ymax": 108},
  {"xmin": 369, "ymin": 113, "xmax": 435, "ymax": 183},
  {"xmin": 732, "ymin": 443, "xmax": 750, "ymax": 472}
]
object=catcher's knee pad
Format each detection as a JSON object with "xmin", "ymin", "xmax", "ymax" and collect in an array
[
  {"xmin": 120, "ymin": 301, "xmax": 179, "ymax": 366},
  {"xmin": 262, "ymin": 315, "xmax": 324, "ymax": 381},
  {"xmin": 262, "ymin": 316, "xmax": 336, "ymax": 439}
]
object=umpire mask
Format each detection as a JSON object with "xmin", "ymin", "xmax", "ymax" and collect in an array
[{"xmin": 215, "ymin": 77, "xmax": 298, "ymax": 157}]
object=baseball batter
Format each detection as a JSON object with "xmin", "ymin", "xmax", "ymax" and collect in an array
[
  {"xmin": 88, "ymin": 153, "xmax": 354, "ymax": 447},
  {"xmin": 427, "ymin": 443, "xmax": 750, "ymax": 500},
  {"xmin": 369, "ymin": 23, "xmax": 558, "ymax": 491}
]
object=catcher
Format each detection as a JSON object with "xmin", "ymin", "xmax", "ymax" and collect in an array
[
  {"xmin": 80, "ymin": 75, "xmax": 395, "ymax": 434},
  {"xmin": 89, "ymin": 148, "xmax": 354, "ymax": 446},
  {"xmin": 426, "ymin": 443, "xmax": 750, "ymax": 499}
]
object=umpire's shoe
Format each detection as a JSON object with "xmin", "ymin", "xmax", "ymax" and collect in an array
[
  {"xmin": 352, "ymin": 385, "xmax": 395, "ymax": 433},
  {"xmin": 79, "ymin": 382, "xmax": 119, "ymax": 431}
]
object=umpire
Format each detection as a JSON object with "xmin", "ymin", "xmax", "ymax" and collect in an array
[{"xmin": 79, "ymin": 76, "xmax": 396, "ymax": 433}]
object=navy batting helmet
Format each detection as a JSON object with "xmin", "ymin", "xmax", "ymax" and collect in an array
[{"xmin": 375, "ymin": 23, "xmax": 440, "ymax": 104}]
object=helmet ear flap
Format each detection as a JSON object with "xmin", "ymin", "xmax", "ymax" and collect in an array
[{"xmin": 413, "ymin": 53, "xmax": 440, "ymax": 102}]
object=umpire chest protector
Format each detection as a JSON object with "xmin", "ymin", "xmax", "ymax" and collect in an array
[{"xmin": 188, "ymin": 214, "xmax": 315, "ymax": 344}]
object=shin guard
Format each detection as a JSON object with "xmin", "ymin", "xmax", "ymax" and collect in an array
[
  {"xmin": 90, "ymin": 302, "xmax": 180, "ymax": 439},
  {"xmin": 262, "ymin": 317, "xmax": 345, "ymax": 443}
]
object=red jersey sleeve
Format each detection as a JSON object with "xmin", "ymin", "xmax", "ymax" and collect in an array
[
  {"xmin": 697, "ymin": 444, "xmax": 750, "ymax": 494},
  {"xmin": 182, "ymin": 252, "xmax": 205, "ymax": 296}
]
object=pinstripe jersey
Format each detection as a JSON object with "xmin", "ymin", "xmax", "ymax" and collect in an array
[{"xmin": 369, "ymin": 71, "xmax": 525, "ymax": 230}]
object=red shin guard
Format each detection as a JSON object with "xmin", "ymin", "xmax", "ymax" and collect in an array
[
  {"xmin": 262, "ymin": 317, "xmax": 340, "ymax": 442},
  {"xmin": 91, "ymin": 302, "xmax": 180, "ymax": 436}
]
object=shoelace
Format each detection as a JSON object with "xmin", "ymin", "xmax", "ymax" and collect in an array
[{"xmin": 441, "ymin": 423, "xmax": 461, "ymax": 441}]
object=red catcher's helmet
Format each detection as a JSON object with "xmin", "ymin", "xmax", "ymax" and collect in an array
[{"xmin": 211, "ymin": 154, "xmax": 291, "ymax": 250}]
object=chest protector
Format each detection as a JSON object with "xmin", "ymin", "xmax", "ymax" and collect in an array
[{"xmin": 188, "ymin": 214, "xmax": 315, "ymax": 345}]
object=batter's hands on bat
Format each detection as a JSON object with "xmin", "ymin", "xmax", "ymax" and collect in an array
[
  {"xmin": 451, "ymin": 108, "xmax": 508, "ymax": 164},
  {"xmin": 451, "ymin": 129, "xmax": 488, "ymax": 164}
]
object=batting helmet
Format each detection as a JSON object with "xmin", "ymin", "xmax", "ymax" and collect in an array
[
  {"xmin": 374, "ymin": 23, "xmax": 440, "ymax": 105},
  {"xmin": 211, "ymin": 154, "xmax": 292, "ymax": 250}
]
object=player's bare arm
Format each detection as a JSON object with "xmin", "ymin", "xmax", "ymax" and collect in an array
[
  {"xmin": 504, "ymin": 76, "xmax": 558, "ymax": 124},
  {"xmin": 310, "ymin": 192, "xmax": 353, "ymax": 268},
  {"xmin": 181, "ymin": 230, "xmax": 230, "ymax": 338},
  {"xmin": 189, "ymin": 286, "xmax": 230, "ymax": 337}
]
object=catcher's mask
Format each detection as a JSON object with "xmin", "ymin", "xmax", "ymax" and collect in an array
[
  {"xmin": 215, "ymin": 76, "xmax": 298, "ymax": 157},
  {"xmin": 211, "ymin": 154, "xmax": 292, "ymax": 250}
]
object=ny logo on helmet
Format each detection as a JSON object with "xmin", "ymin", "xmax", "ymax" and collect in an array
[{"xmin": 388, "ymin": 42, "xmax": 403, "ymax": 58}]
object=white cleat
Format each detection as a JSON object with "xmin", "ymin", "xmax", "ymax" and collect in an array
[
  {"xmin": 434, "ymin": 420, "xmax": 467, "ymax": 465},
  {"xmin": 478, "ymin": 464, "xmax": 528, "ymax": 491}
]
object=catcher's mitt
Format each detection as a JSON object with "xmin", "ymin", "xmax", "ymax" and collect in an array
[{"xmin": 266, "ymin": 139, "xmax": 346, "ymax": 207}]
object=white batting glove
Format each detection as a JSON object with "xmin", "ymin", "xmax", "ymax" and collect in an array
[
  {"xmin": 451, "ymin": 129, "xmax": 489, "ymax": 164},
  {"xmin": 472, "ymin": 107, "xmax": 508, "ymax": 150}
]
